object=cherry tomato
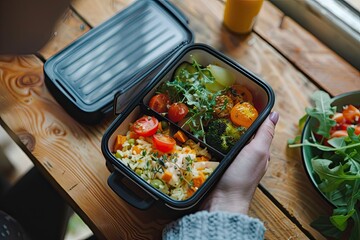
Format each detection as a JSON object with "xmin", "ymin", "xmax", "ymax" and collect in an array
[
  {"xmin": 168, "ymin": 103, "xmax": 189, "ymax": 123},
  {"xmin": 343, "ymin": 105, "xmax": 360, "ymax": 124},
  {"xmin": 133, "ymin": 116, "xmax": 159, "ymax": 137},
  {"xmin": 148, "ymin": 94, "xmax": 170, "ymax": 113},
  {"xmin": 153, "ymin": 133, "xmax": 176, "ymax": 152},
  {"xmin": 230, "ymin": 102, "xmax": 258, "ymax": 128},
  {"xmin": 355, "ymin": 126, "xmax": 360, "ymax": 135},
  {"xmin": 339, "ymin": 123, "xmax": 351, "ymax": 131},
  {"xmin": 332, "ymin": 113, "xmax": 345, "ymax": 124},
  {"xmin": 330, "ymin": 130, "xmax": 348, "ymax": 139}
]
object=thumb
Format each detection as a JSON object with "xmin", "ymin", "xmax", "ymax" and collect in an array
[{"xmin": 250, "ymin": 112, "xmax": 279, "ymax": 150}]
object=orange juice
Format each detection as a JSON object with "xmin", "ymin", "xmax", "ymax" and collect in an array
[{"xmin": 223, "ymin": 0, "xmax": 264, "ymax": 34}]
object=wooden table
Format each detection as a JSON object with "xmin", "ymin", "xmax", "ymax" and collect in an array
[{"xmin": 1, "ymin": 0, "xmax": 359, "ymax": 239}]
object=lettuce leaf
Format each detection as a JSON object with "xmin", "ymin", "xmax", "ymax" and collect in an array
[{"xmin": 305, "ymin": 91, "xmax": 337, "ymax": 138}]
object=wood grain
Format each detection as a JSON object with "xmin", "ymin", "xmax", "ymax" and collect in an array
[
  {"xmin": 2, "ymin": 0, "xmax": 355, "ymax": 239},
  {"xmin": 254, "ymin": 1, "xmax": 360, "ymax": 96},
  {"xmin": 71, "ymin": 0, "xmax": 134, "ymax": 26}
]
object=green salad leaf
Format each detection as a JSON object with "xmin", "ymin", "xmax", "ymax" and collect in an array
[
  {"xmin": 312, "ymin": 158, "xmax": 359, "ymax": 192},
  {"xmin": 310, "ymin": 216, "xmax": 343, "ymax": 239},
  {"xmin": 350, "ymin": 210, "xmax": 360, "ymax": 240},
  {"xmin": 330, "ymin": 209, "xmax": 355, "ymax": 231},
  {"xmin": 305, "ymin": 91, "xmax": 337, "ymax": 139},
  {"xmin": 288, "ymin": 90, "xmax": 360, "ymax": 239}
]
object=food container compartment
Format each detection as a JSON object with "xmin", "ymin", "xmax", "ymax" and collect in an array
[
  {"xmin": 102, "ymin": 44, "xmax": 275, "ymax": 211},
  {"xmin": 104, "ymin": 103, "xmax": 224, "ymax": 210},
  {"xmin": 142, "ymin": 46, "xmax": 273, "ymax": 155}
]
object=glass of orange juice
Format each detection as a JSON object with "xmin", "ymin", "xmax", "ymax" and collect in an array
[{"xmin": 223, "ymin": 0, "xmax": 264, "ymax": 34}]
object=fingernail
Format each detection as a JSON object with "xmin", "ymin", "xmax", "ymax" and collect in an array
[{"xmin": 269, "ymin": 112, "xmax": 279, "ymax": 125}]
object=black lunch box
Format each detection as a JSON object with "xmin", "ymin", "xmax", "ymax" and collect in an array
[
  {"xmin": 102, "ymin": 43, "xmax": 275, "ymax": 211},
  {"xmin": 44, "ymin": 0, "xmax": 275, "ymax": 211}
]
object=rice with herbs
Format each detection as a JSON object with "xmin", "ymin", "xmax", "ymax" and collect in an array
[{"xmin": 114, "ymin": 134, "xmax": 218, "ymax": 201}]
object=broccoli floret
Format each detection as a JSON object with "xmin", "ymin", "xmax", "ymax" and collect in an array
[{"xmin": 206, "ymin": 119, "xmax": 246, "ymax": 153}]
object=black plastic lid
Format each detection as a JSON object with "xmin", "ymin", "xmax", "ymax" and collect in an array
[{"xmin": 44, "ymin": 0, "xmax": 193, "ymax": 122}]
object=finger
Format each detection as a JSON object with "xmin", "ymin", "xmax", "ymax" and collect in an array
[{"xmin": 250, "ymin": 112, "xmax": 279, "ymax": 150}]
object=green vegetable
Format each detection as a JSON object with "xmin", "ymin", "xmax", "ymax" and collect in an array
[
  {"xmin": 205, "ymin": 80, "xmax": 226, "ymax": 93},
  {"xmin": 207, "ymin": 64, "xmax": 235, "ymax": 87},
  {"xmin": 305, "ymin": 91, "xmax": 337, "ymax": 139},
  {"xmin": 174, "ymin": 62, "xmax": 196, "ymax": 81},
  {"xmin": 115, "ymin": 151, "xmax": 122, "ymax": 159},
  {"xmin": 135, "ymin": 169, "xmax": 143, "ymax": 175},
  {"xmin": 160, "ymin": 121, "xmax": 169, "ymax": 131},
  {"xmin": 288, "ymin": 90, "xmax": 360, "ymax": 239},
  {"xmin": 150, "ymin": 179, "xmax": 169, "ymax": 194},
  {"xmin": 205, "ymin": 118, "xmax": 246, "ymax": 153},
  {"xmin": 158, "ymin": 57, "xmax": 220, "ymax": 140},
  {"xmin": 128, "ymin": 139, "xmax": 135, "ymax": 145}
]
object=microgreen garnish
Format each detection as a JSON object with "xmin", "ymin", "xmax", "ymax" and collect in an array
[{"xmin": 158, "ymin": 56, "xmax": 223, "ymax": 142}]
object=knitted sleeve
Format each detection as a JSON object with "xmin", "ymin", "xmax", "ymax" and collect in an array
[{"xmin": 162, "ymin": 211, "xmax": 265, "ymax": 240}]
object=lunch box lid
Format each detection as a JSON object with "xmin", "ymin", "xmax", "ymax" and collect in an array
[{"xmin": 44, "ymin": 0, "xmax": 193, "ymax": 124}]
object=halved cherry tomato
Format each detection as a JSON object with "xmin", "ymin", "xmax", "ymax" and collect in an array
[
  {"xmin": 149, "ymin": 94, "xmax": 170, "ymax": 113},
  {"xmin": 229, "ymin": 85, "xmax": 253, "ymax": 104},
  {"xmin": 355, "ymin": 126, "xmax": 360, "ymax": 135},
  {"xmin": 153, "ymin": 133, "xmax": 176, "ymax": 152},
  {"xmin": 338, "ymin": 123, "xmax": 351, "ymax": 131},
  {"xmin": 230, "ymin": 102, "xmax": 258, "ymax": 128},
  {"xmin": 343, "ymin": 105, "xmax": 360, "ymax": 124},
  {"xmin": 330, "ymin": 130, "xmax": 348, "ymax": 139},
  {"xmin": 133, "ymin": 116, "xmax": 159, "ymax": 137},
  {"xmin": 168, "ymin": 103, "xmax": 189, "ymax": 123},
  {"xmin": 332, "ymin": 113, "xmax": 345, "ymax": 124}
]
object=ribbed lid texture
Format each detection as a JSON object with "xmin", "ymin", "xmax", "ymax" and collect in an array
[{"xmin": 45, "ymin": 0, "xmax": 191, "ymax": 111}]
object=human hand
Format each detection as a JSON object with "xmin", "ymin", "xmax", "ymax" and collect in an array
[{"xmin": 201, "ymin": 112, "xmax": 279, "ymax": 214}]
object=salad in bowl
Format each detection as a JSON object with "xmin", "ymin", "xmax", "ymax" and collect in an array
[{"xmin": 289, "ymin": 90, "xmax": 360, "ymax": 239}]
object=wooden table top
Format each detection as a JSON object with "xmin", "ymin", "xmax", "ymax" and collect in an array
[{"xmin": 0, "ymin": 0, "xmax": 359, "ymax": 239}]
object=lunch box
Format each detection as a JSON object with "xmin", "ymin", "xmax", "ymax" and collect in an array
[
  {"xmin": 102, "ymin": 43, "xmax": 275, "ymax": 211},
  {"xmin": 44, "ymin": 0, "xmax": 275, "ymax": 211},
  {"xmin": 44, "ymin": 0, "xmax": 193, "ymax": 124}
]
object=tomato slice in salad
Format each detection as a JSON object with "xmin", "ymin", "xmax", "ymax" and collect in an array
[
  {"xmin": 329, "ymin": 105, "xmax": 360, "ymax": 139},
  {"xmin": 133, "ymin": 116, "xmax": 159, "ymax": 137},
  {"xmin": 168, "ymin": 102, "xmax": 189, "ymax": 123},
  {"xmin": 149, "ymin": 94, "xmax": 170, "ymax": 113},
  {"xmin": 330, "ymin": 130, "xmax": 348, "ymax": 139},
  {"xmin": 355, "ymin": 126, "xmax": 360, "ymax": 135},
  {"xmin": 342, "ymin": 105, "xmax": 360, "ymax": 124},
  {"xmin": 332, "ymin": 113, "xmax": 345, "ymax": 124},
  {"xmin": 153, "ymin": 133, "xmax": 176, "ymax": 152}
]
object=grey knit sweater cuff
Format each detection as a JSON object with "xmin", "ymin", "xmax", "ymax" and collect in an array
[{"xmin": 162, "ymin": 211, "xmax": 265, "ymax": 240}]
